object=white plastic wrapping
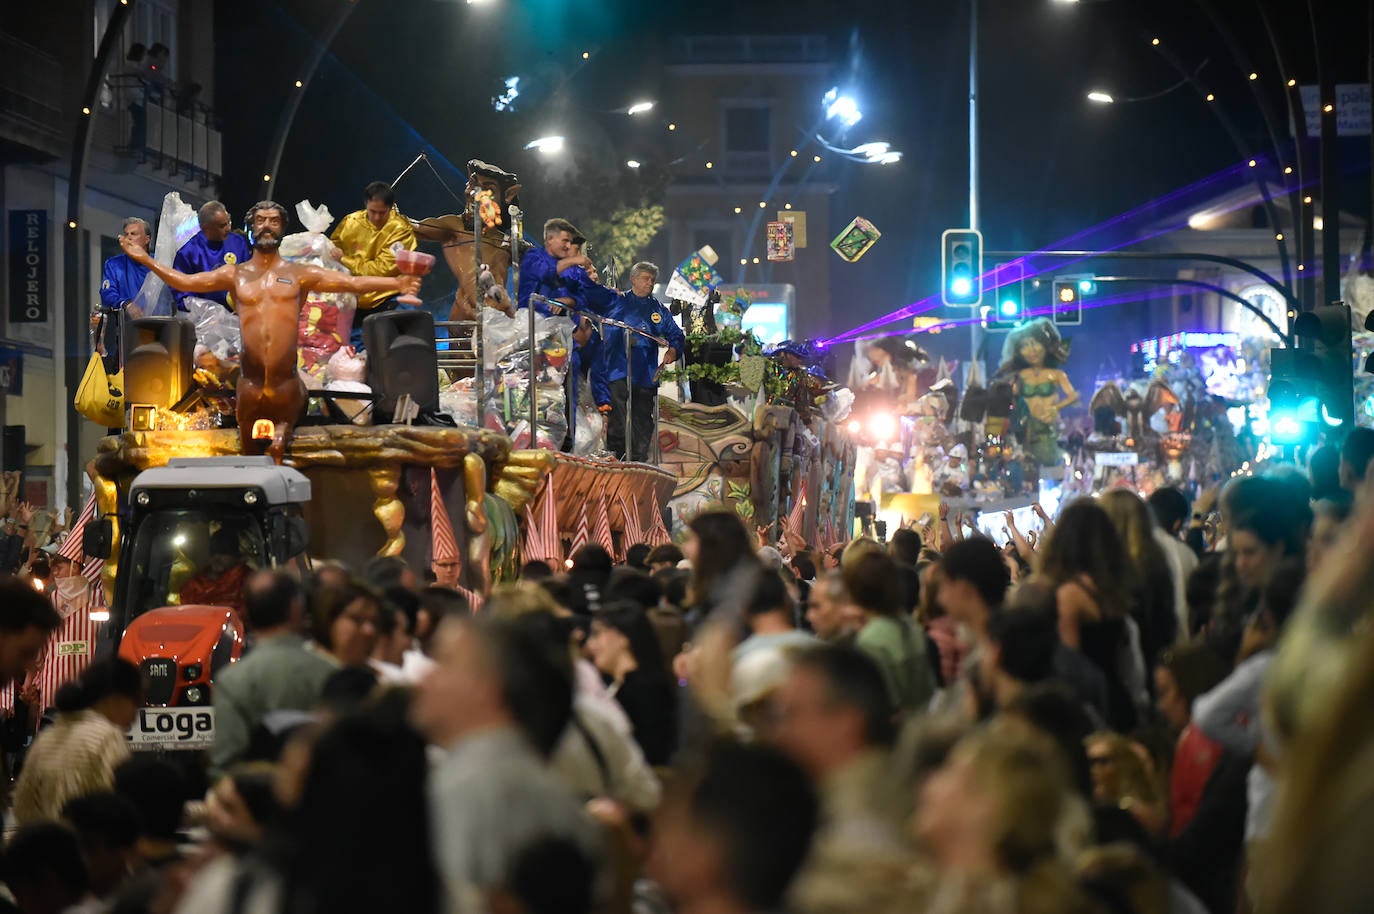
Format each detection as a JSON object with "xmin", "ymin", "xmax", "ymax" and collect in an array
[
  {"xmin": 282, "ymin": 200, "xmax": 357, "ymax": 386},
  {"xmin": 133, "ymin": 191, "xmax": 200, "ymax": 317}
]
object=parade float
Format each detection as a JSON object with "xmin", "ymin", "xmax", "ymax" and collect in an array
[{"xmin": 78, "ymin": 165, "xmax": 861, "ymax": 674}]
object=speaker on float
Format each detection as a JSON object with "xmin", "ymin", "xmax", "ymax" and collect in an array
[
  {"xmin": 363, "ymin": 309, "xmax": 439, "ymax": 421},
  {"xmin": 122, "ymin": 315, "xmax": 196, "ymax": 408}
]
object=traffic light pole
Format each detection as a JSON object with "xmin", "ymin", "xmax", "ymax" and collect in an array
[{"xmin": 968, "ymin": 0, "xmax": 982, "ymax": 385}]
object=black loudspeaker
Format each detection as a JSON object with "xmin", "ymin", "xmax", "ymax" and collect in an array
[
  {"xmin": 122, "ymin": 315, "xmax": 195, "ymax": 408},
  {"xmin": 2, "ymin": 426, "xmax": 23, "ymax": 472},
  {"xmin": 363, "ymin": 310, "xmax": 439, "ymax": 421}
]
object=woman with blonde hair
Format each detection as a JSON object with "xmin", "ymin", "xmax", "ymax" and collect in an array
[
  {"xmin": 914, "ymin": 727, "xmax": 1097, "ymax": 914},
  {"xmin": 1098, "ymin": 489, "xmax": 1178, "ymax": 671}
]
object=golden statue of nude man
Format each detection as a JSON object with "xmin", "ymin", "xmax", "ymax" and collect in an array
[{"xmin": 120, "ymin": 201, "xmax": 420, "ymax": 463}]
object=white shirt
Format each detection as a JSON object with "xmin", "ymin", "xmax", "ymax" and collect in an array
[{"xmin": 1154, "ymin": 527, "xmax": 1199, "ymax": 641}]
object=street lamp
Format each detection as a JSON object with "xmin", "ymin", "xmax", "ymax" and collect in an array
[
  {"xmin": 1087, "ymin": 91, "xmax": 1115, "ymax": 104},
  {"xmin": 626, "ymin": 101, "xmax": 655, "ymax": 116},
  {"xmin": 625, "ymin": 159, "xmax": 641, "ymax": 169},
  {"xmin": 822, "ymin": 87, "xmax": 862, "ymax": 129},
  {"xmin": 524, "ymin": 135, "xmax": 565, "ymax": 154}
]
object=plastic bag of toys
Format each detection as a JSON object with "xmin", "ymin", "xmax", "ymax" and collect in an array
[
  {"xmin": 572, "ymin": 403, "xmax": 607, "ymax": 457},
  {"xmin": 283, "ymin": 200, "xmax": 357, "ymax": 385},
  {"xmin": 440, "ymin": 376, "xmax": 479, "ymax": 426}
]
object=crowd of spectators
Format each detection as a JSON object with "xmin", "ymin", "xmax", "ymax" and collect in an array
[{"xmin": 2, "ymin": 431, "xmax": 1374, "ymax": 913}]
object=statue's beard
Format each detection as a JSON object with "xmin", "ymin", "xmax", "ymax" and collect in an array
[{"xmin": 254, "ymin": 230, "xmax": 280, "ymax": 252}]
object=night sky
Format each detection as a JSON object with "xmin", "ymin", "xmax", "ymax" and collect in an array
[{"xmin": 216, "ymin": 0, "xmax": 1370, "ymax": 369}]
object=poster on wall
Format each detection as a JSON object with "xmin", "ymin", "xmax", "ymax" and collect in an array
[{"xmin": 8, "ymin": 210, "xmax": 48, "ymax": 325}]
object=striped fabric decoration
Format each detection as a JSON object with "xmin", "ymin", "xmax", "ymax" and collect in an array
[
  {"xmin": 593, "ymin": 496, "xmax": 615, "ymax": 558},
  {"xmin": 618, "ymin": 494, "xmax": 645, "ymax": 550},
  {"xmin": 430, "ymin": 470, "xmax": 461, "ymax": 577},
  {"xmin": 569, "ymin": 505, "xmax": 590, "ymax": 558},
  {"xmin": 647, "ymin": 491, "xmax": 672, "ymax": 547},
  {"xmin": 522, "ymin": 505, "xmax": 547, "ymax": 562},
  {"xmin": 539, "ymin": 475, "xmax": 561, "ymax": 562},
  {"xmin": 58, "ymin": 494, "xmax": 104, "ymax": 585}
]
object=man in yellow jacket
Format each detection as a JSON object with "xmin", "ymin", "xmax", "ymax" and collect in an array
[{"xmin": 331, "ymin": 181, "xmax": 418, "ymax": 348}]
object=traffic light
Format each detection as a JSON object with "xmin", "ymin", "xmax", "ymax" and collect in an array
[
  {"xmin": 1291, "ymin": 302, "xmax": 1354, "ymax": 432},
  {"xmin": 1267, "ymin": 347, "xmax": 1323, "ymax": 446},
  {"xmin": 941, "ymin": 228, "xmax": 983, "ymax": 307},
  {"xmin": 1052, "ymin": 279, "xmax": 1083, "ymax": 326},
  {"xmin": 986, "ymin": 261, "xmax": 1025, "ymax": 331}
]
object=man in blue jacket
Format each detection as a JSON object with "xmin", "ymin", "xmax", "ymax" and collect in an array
[
  {"xmin": 560, "ymin": 238, "xmax": 617, "ymax": 451},
  {"xmin": 592, "ymin": 262, "xmax": 685, "ymax": 462},
  {"xmin": 517, "ymin": 218, "xmax": 591, "ymax": 315},
  {"xmin": 96, "ymin": 216, "xmax": 153, "ymax": 371},
  {"xmin": 171, "ymin": 200, "xmax": 252, "ymax": 311}
]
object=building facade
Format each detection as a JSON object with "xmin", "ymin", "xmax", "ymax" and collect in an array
[
  {"xmin": 0, "ymin": 0, "xmax": 222, "ymax": 510},
  {"xmin": 660, "ymin": 35, "xmax": 839, "ymax": 341}
]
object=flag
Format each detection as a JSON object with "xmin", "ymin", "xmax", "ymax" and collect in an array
[
  {"xmin": 569, "ymin": 504, "xmax": 590, "ymax": 558},
  {"xmin": 786, "ymin": 491, "xmax": 807, "ymax": 546},
  {"xmin": 647, "ymin": 491, "xmax": 671, "ymax": 547},
  {"xmin": 453, "ymin": 583, "xmax": 485, "ymax": 612},
  {"xmin": 618, "ymin": 494, "xmax": 644, "ymax": 550},
  {"xmin": 59, "ymin": 494, "xmax": 104, "ymax": 585},
  {"xmin": 593, "ymin": 496, "xmax": 615, "ymax": 558},
  {"xmin": 430, "ymin": 470, "xmax": 461, "ymax": 577}
]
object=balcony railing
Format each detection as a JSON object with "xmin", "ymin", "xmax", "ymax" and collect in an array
[{"xmin": 101, "ymin": 74, "xmax": 222, "ymax": 188}]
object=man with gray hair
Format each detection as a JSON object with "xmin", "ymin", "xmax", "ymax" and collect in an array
[
  {"xmin": 590, "ymin": 261, "xmax": 685, "ymax": 461},
  {"xmin": 171, "ymin": 200, "xmax": 251, "ymax": 311},
  {"xmin": 96, "ymin": 216, "xmax": 154, "ymax": 371}
]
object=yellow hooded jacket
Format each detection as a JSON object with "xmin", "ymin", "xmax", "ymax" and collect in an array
[{"xmin": 330, "ymin": 207, "xmax": 419, "ymax": 311}]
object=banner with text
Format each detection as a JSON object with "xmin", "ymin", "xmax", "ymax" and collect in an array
[{"xmin": 8, "ymin": 210, "xmax": 48, "ymax": 324}]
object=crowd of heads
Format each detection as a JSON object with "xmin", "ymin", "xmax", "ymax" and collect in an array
[{"xmin": 0, "ymin": 451, "xmax": 1372, "ymax": 914}]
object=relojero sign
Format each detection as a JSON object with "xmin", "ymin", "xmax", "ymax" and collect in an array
[{"xmin": 8, "ymin": 210, "xmax": 48, "ymax": 325}]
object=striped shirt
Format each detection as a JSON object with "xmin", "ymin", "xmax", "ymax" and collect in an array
[{"xmin": 12, "ymin": 709, "xmax": 131, "ymax": 824}]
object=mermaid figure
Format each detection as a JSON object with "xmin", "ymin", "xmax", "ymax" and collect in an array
[{"xmin": 996, "ymin": 319, "xmax": 1078, "ymax": 466}]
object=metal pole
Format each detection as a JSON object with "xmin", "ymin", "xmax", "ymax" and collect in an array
[
  {"xmin": 624, "ymin": 331, "xmax": 634, "ymax": 461},
  {"xmin": 968, "ymin": 0, "xmax": 981, "ymax": 385},
  {"xmin": 1319, "ymin": 71, "xmax": 1341, "ymax": 307},
  {"xmin": 263, "ymin": 0, "xmax": 358, "ymax": 201},
  {"xmin": 473, "ymin": 198, "xmax": 485, "ymax": 429},
  {"xmin": 509, "ymin": 206, "xmax": 534, "ymax": 446},
  {"xmin": 66, "ymin": 2, "xmax": 132, "ymax": 512}
]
